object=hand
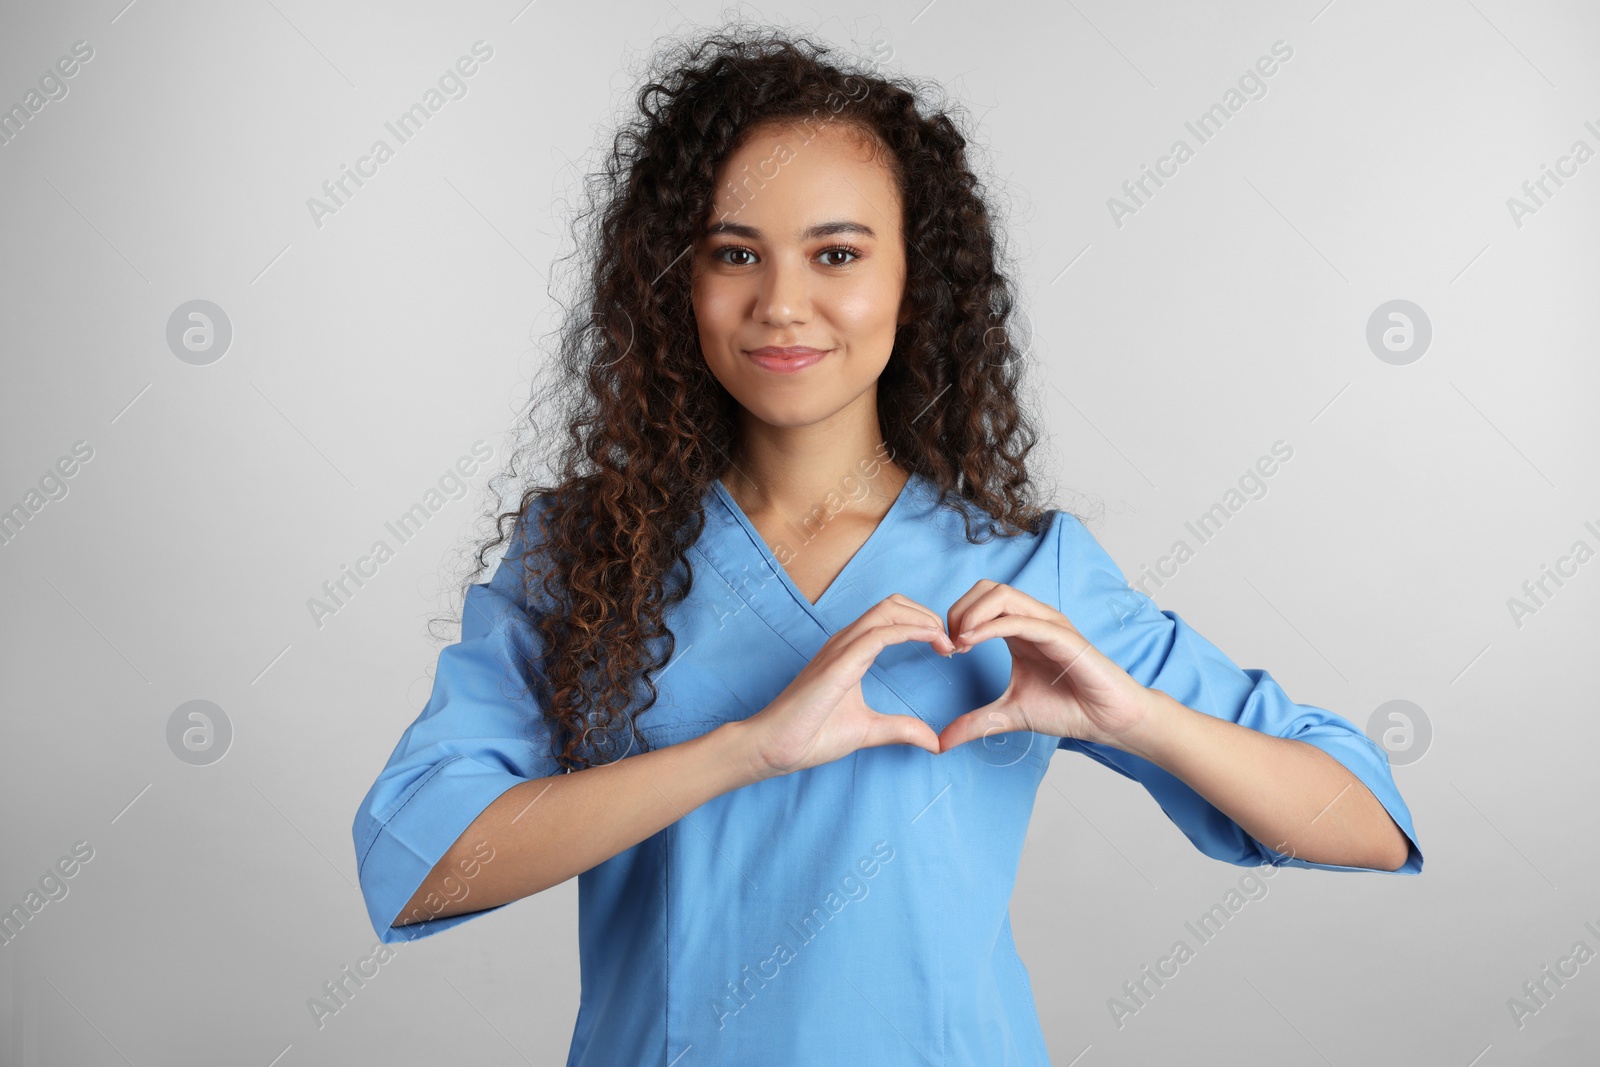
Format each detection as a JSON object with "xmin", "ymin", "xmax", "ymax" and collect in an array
[
  {"xmin": 742, "ymin": 594, "xmax": 951, "ymax": 779},
  {"xmin": 938, "ymin": 580, "xmax": 1153, "ymax": 753}
]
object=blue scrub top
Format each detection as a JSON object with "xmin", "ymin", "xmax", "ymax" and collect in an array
[{"xmin": 352, "ymin": 471, "xmax": 1423, "ymax": 1064}]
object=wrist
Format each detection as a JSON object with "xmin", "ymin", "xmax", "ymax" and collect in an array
[
  {"xmin": 713, "ymin": 718, "xmax": 778, "ymax": 787},
  {"xmin": 1096, "ymin": 687, "xmax": 1188, "ymax": 764}
]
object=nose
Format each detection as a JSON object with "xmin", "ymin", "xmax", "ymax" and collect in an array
[{"xmin": 756, "ymin": 252, "xmax": 811, "ymax": 327}]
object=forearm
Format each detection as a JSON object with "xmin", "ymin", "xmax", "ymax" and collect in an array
[
  {"xmin": 1110, "ymin": 688, "xmax": 1411, "ymax": 871},
  {"xmin": 394, "ymin": 719, "xmax": 766, "ymax": 926}
]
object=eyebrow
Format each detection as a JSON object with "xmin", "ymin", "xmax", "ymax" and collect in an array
[{"xmin": 701, "ymin": 220, "xmax": 877, "ymax": 241}]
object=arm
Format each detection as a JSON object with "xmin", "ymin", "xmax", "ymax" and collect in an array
[
  {"xmin": 1051, "ymin": 511, "xmax": 1423, "ymax": 874},
  {"xmin": 357, "ymin": 505, "xmax": 952, "ymax": 942},
  {"xmin": 394, "ymin": 719, "xmax": 766, "ymax": 926},
  {"xmin": 1108, "ymin": 687, "xmax": 1412, "ymax": 871},
  {"xmin": 355, "ymin": 504, "xmax": 770, "ymax": 942},
  {"xmin": 398, "ymin": 594, "xmax": 961, "ymax": 926}
]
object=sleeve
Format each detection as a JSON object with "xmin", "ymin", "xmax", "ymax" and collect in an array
[
  {"xmin": 1050, "ymin": 512, "xmax": 1423, "ymax": 875},
  {"xmin": 351, "ymin": 513, "xmax": 564, "ymax": 943}
]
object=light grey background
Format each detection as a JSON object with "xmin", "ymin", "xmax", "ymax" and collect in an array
[{"xmin": 2, "ymin": 0, "xmax": 1596, "ymax": 1064}]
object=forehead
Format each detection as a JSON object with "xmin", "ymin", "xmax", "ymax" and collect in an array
[{"xmin": 704, "ymin": 120, "xmax": 901, "ymax": 232}]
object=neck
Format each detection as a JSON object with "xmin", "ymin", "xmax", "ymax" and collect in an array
[{"xmin": 722, "ymin": 439, "xmax": 906, "ymax": 523}]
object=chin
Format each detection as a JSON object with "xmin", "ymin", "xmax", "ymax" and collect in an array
[
  {"xmin": 731, "ymin": 392, "xmax": 841, "ymax": 427},
  {"xmin": 744, "ymin": 406, "xmax": 835, "ymax": 430}
]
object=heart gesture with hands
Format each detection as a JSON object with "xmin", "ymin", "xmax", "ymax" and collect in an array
[
  {"xmin": 738, "ymin": 584, "xmax": 1159, "ymax": 784},
  {"xmin": 938, "ymin": 580, "xmax": 1156, "ymax": 754}
]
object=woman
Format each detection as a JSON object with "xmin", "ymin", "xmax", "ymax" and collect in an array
[{"xmin": 351, "ymin": 25, "xmax": 1422, "ymax": 1064}]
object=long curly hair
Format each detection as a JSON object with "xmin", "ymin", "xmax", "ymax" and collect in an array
[{"xmin": 462, "ymin": 21, "xmax": 1061, "ymax": 773}]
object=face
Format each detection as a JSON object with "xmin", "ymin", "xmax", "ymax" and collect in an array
[{"xmin": 690, "ymin": 119, "xmax": 908, "ymax": 434}]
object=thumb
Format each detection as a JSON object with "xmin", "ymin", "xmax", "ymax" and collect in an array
[
  {"xmin": 938, "ymin": 704, "xmax": 1025, "ymax": 753},
  {"xmin": 862, "ymin": 712, "xmax": 941, "ymax": 755}
]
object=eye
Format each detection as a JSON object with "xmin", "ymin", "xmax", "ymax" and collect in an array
[
  {"xmin": 711, "ymin": 244, "xmax": 757, "ymax": 266},
  {"xmin": 817, "ymin": 244, "xmax": 864, "ymax": 267},
  {"xmin": 707, "ymin": 243, "xmax": 866, "ymax": 268}
]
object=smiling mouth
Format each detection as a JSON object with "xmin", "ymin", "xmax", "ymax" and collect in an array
[
  {"xmin": 745, "ymin": 346, "xmax": 831, "ymax": 358},
  {"xmin": 744, "ymin": 347, "xmax": 831, "ymax": 373}
]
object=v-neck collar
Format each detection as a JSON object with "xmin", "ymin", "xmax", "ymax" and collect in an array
[{"xmin": 708, "ymin": 470, "xmax": 928, "ymax": 625}]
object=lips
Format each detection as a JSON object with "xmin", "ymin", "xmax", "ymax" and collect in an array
[
  {"xmin": 745, "ymin": 346, "xmax": 829, "ymax": 359},
  {"xmin": 743, "ymin": 346, "xmax": 831, "ymax": 374}
]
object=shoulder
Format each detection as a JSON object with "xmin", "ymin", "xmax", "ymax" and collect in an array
[
  {"xmin": 922, "ymin": 492, "xmax": 1148, "ymax": 625},
  {"xmin": 506, "ymin": 491, "xmax": 559, "ymax": 558},
  {"xmin": 1047, "ymin": 510, "xmax": 1174, "ymax": 647},
  {"xmin": 1049, "ymin": 508, "xmax": 1121, "ymax": 577},
  {"xmin": 484, "ymin": 492, "xmax": 563, "ymax": 611},
  {"xmin": 898, "ymin": 481, "xmax": 1090, "ymax": 602},
  {"xmin": 914, "ymin": 480, "xmax": 1094, "ymax": 569},
  {"xmin": 1044, "ymin": 507, "xmax": 1137, "ymax": 596}
]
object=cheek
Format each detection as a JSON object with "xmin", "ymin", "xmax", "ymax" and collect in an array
[
  {"xmin": 831, "ymin": 274, "xmax": 902, "ymax": 332},
  {"xmin": 691, "ymin": 290, "xmax": 748, "ymax": 392},
  {"xmin": 693, "ymin": 281, "xmax": 744, "ymax": 336}
]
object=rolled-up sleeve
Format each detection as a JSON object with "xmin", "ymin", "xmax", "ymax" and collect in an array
[
  {"xmin": 1051, "ymin": 512, "xmax": 1423, "ymax": 875},
  {"xmin": 351, "ymin": 518, "xmax": 563, "ymax": 942}
]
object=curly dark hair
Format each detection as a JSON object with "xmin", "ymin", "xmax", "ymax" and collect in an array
[{"xmin": 458, "ymin": 20, "xmax": 1061, "ymax": 773}]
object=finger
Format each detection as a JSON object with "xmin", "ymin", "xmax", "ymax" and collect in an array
[
  {"xmin": 944, "ymin": 579, "xmax": 998, "ymax": 643},
  {"xmin": 842, "ymin": 604, "xmax": 954, "ymax": 655},
  {"xmin": 950, "ymin": 585, "xmax": 1060, "ymax": 649},
  {"xmin": 836, "ymin": 622, "xmax": 953, "ymax": 679},
  {"xmin": 840, "ymin": 597, "xmax": 943, "ymax": 636},
  {"xmin": 876, "ymin": 594, "xmax": 952, "ymax": 642},
  {"xmin": 860, "ymin": 712, "xmax": 941, "ymax": 755},
  {"xmin": 955, "ymin": 613, "xmax": 1088, "ymax": 668}
]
